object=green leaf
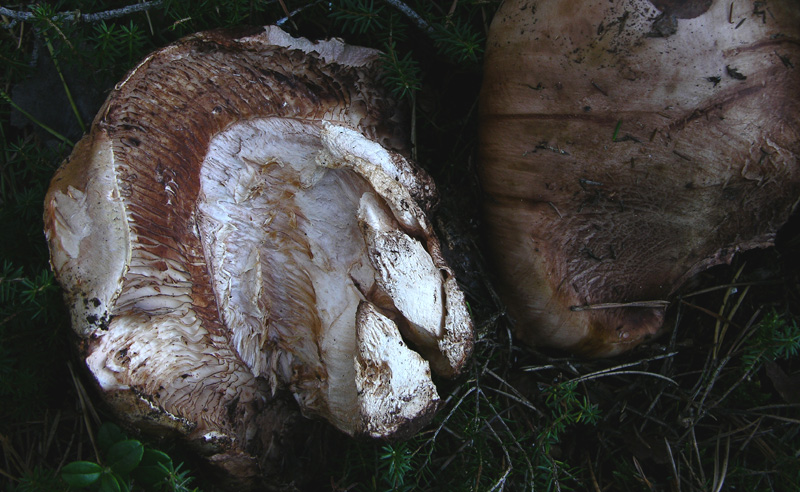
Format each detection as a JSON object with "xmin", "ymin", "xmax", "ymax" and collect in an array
[
  {"xmin": 97, "ymin": 472, "xmax": 122, "ymax": 492},
  {"xmin": 106, "ymin": 440, "xmax": 144, "ymax": 475},
  {"xmin": 61, "ymin": 461, "xmax": 103, "ymax": 488},
  {"xmin": 132, "ymin": 449, "xmax": 172, "ymax": 486},
  {"xmin": 98, "ymin": 423, "xmax": 127, "ymax": 454}
]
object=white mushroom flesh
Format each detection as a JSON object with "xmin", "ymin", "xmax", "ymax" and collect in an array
[{"xmin": 44, "ymin": 27, "xmax": 474, "ymax": 476}]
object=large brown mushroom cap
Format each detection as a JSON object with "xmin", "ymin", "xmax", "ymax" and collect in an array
[
  {"xmin": 480, "ymin": 0, "xmax": 800, "ymax": 356},
  {"xmin": 44, "ymin": 26, "xmax": 473, "ymax": 479}
]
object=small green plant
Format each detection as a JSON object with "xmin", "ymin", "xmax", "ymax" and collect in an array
[
  {"xmin": 7, "ymin": 467, "xmax": 66, "ymax": 492},
  {"xmin": 330, "ymin": 0, "xmax": 387, "ymax": 34},
  {"xmin": 60, "ymin": 423, "xmax": 200, "ymax": 492},
  {"xmin": 742, "ymin": 310, "xmax": 800, "ymax": 372},
  {"xmin": 431, "ymin": 19, "xmax": 484, "ymax": 64},
  {"xmin": 91, "ymin": 20, "xmax": 148, "ymax": 75},
  {"xmin": 377, "ymin": 442, "xmax": 415, "ymax": 491},
  {"xmin": 540, "ymin": 380, "xmax": 601, "ymax": 454},
  {"xmin": 380, "ymin": 42, "xmax": 422, "ymax": 100}
]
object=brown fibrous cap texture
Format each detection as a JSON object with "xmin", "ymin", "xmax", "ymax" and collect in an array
[{"xmin": 44, "ymin": 26, "xmax": 473, "ymax": 485}]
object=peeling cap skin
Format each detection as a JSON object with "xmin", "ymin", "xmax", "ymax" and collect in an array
[
  {"xmin": 479, "ymin": 0, "xmax": 800, "ymax": 356},
  {"xmin": 43, "ymin": 26, "xmax": 473, "ymax": 480}
]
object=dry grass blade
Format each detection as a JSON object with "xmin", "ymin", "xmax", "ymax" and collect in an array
[
  {"xmin": 713, "ymin": 264, "xmax": 748, "ymax": 360},
  {"xmin": 485, "ymin": 419, "xmax": 512, "ymax": 492},
  {"xmin": 680, "ymin": 299, "xmax": 743, "ymax": 329},
  {"xmin": 421, "ymin": 384, "xmax": 477, "ymax": 451},
  {"xmin": 2, "ymin": 2, "xmax": 798, "ymax": 491},
  {"xmin": 689, "ymin": 426, "xmax": 706, "ymax": 486},
  {"xmin": 663, "ymin": 437, "xmax": 680, "ymax": 492},
  {"xmin": 632, "ymin": 455, "xmax": 653, "ymax": 490},
  {"xmin": 568, "ymin": 352, "xmax": 678, "ymax": 384},
  {"xmin": 0, "ymin": 433, "xmax": 26, "ymax": 479},
  {"xmin": 485, "ymin": 368, "xmax": 544, "ymax": 416},
  {"xmin": 477, "ymin": 387, "xmax": 534, "ymax": 476},
  {"xmin": 67, "ymin": 362, "xmax": 100, "ymax": 461},
  {"xmin": 573, "ymin": 369, "xmax": 678, "ymax": 386},
  {"xmin": 681, "ymin": 280, "xmax": 779, "ymax": 298},
  {"xmin": 711, "ymin": 433, "xmax": 731, "ymax": 492},
  {"xmin": 569, "ymin": 300, "xmax": 670, "ymax": 311},
  {"xmin": 584, "ymin": 453, "xmax": 603, "ymax": 492},
  {"xmin": 521, "ymin": 364, "xmax": 558, "ymax": 373}
]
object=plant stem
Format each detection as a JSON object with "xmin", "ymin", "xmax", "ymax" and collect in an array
[
  {"xmin": 0, "ymin": 88, "xmax": 74, "ymax": 146},
  {"xmin": 42, "ymin": 33, "xmax": 86, "ymax": 134}
]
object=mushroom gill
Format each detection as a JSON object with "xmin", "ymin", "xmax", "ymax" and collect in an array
[
  {"xmin": 43, "ymin": 26, "xmax": 473, "ymax": 479},
  {"xmin": 479, "ymin": 0, "xmax": 800, "ymax": 356}
]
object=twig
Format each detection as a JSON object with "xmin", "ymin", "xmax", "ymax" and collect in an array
[
  {"xmin": 520, "ymin": 364, "xmax": 558, "ymax": 373},
  {"xmin": 565, "ymin": 352, "xmax": 678, "ymax": 384},
  {"xmin": 383, "ymin": 0, "xmax": 434, "ymax": 33},
  {"xmin": 274, "ymin": 0, "xmax": 297, "ymax": 29},
  {"xmin": 1, "ymin": 1, "xmax": 164, "ymax": 28},
  {"xmin": 570, "ymin": 300, "xmax": 670, "ymax": 311},
  {"xmin": 477, "ymin": 387, "xmax": 534, "ymax": 478},
  {"xmin": 482, "ymin": 385, "xmax": 544, "ymax": 417},
  {"xmin": 276, "ymin": 1, "xmax": 321, "ymax": 26},
  {"xmin": 436, "ymin": 409, "xmax": 509, "ymax": 471},
  {"xmin": 421, "ymin": 384, "xmax": 477, "ymax": 453},
  {"xmin": 574, "ymin": 369, "xmax": 679, "ymax": 386},
  {"xmin": 485, "ymin": 368, "xmax": 545, "ymax": 417}
]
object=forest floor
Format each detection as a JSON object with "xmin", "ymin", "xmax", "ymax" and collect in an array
[{"xmin": 1, "ymin": 1, "xmax": 798, "ymax": 491}]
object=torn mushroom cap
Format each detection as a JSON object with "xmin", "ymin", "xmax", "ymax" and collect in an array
[
  {"xmin": 44, "ymin": 25, "xmax": 473, "ymax": 473},
  {"xmin": 480, "ymin": 0, "xmax": 800, "ymax": 356}
]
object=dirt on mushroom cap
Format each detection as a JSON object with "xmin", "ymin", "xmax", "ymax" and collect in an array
[
  {"xmin": 44, "ymin": 25, "xmax": 474, "ymax": 484},
  {"xmin": 479, "ymin": 0, "xmax": 800, "ymax": 356}
]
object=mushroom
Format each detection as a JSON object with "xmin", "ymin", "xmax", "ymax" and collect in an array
[
  {"xmin": 44, "ymin": 26, "xmax": 473, "ymax": 479},
  {"xmin": 479, "ymin": 0, "xmax": 800, "ymax": 356}
]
